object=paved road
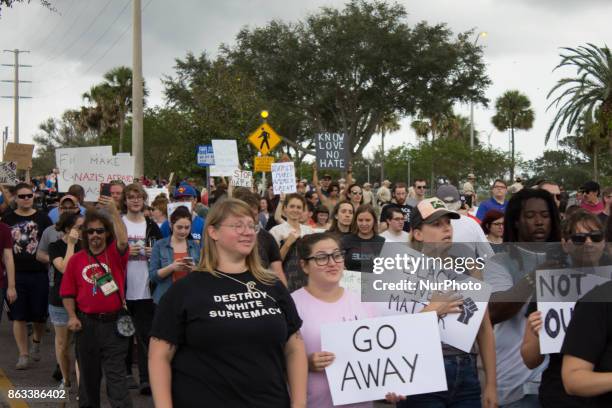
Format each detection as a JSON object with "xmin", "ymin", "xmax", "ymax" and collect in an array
[{"xmin": 0, "ymin": 311, "xmax": 153, "ymax": 408}]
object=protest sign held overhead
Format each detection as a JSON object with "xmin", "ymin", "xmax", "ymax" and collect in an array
[
  {"xmin": 248, "ymin": 123, "xmax": 282, "ymax": 155},
  {"xmin": 5, "ymin": 143, "xmax": 34, "ymax": 170},
  {"xmin": 321, "ymin": 312, "xmax": 446, "ymax": 406},
  {"xmin": 210, "ymin": 139, "xmax": 239, "ymax": 177},
  {"xmin": 0, "ymin": 162, "xmax": 19, "ymax": 185},
  {"xmin": 144, "ymin": 187, "xmax": 170, "ymax": 206},
  {"xmin": 66, "ymin": 153, "xmax": 135, "ymax": 201},
  {"xmin": 254, "ymin": 155, "xmax": 274, "ymax": 172},
  {"xmin": 537, "ymin": 268, "xmax": 610, "ymax": 354},
  {"xmin": 167, "ymin": 202, "xmax": 191, "ymax": 218},
  {"xmin": 316, "ymin": 132, "xmax": 349, "ymax": 170},
  {"xmin": 230, "ymin": 170, "xmax": 253, "ymax": 188},
  {"xmin": 56, "ymin": 146, "xmax": 113, "ymax": 192},
  {"xmin": 271, "ymin": 162, "xmax": 297, "ymax": 194}
]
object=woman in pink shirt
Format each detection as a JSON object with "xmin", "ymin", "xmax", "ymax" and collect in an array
[{"xmin": 292, "ymin": 232, "xmax": 378, "ymax": 408}]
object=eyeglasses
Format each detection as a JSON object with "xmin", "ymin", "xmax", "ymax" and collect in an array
[
  {"xmin": 570, "ymin": 231, "xmax": 604, "ymax": 244},
  {"xmin": 491, "ymin": 222, "xmax": 504, "ymax": 227},
  {"xmin": 305, "ymin": 250, "xmax": 345, "ymax": 266},
  {"xmin": 415, "ymin": 186, "xmax": 427, "ymax": 190},
  {"xmin": 350, "ymin": 191, "xmax": 362, "ymax": 196},
  {"xmin": 219, "ymin": 223, "xmax": 260, "ymax": 234},
  {"xmin": 86, "ymin": 228, "xmax": 106, "ymax": 236},
  {"xmin": 17, "ymin": 194, "xmax": 33, "ymax": 199},
  {"xmin": 493, "ymin": 185, "xmax": 507, "ymax": 190}
]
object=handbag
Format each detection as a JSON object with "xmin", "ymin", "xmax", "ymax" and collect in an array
[{"xmin": 90, "ymin": 251, "xmax": 136, "ymax": 338}]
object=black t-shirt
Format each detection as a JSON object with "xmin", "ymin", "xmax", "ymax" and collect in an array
[
  {"xmin": 48, "ymin": 239, "xmax": 81, "ymax": 307},
  {"xmin": 341, "ymin": 234, "xmax": 385, "ymax": 272},
  {"xmin": 380, "ymin": 203, "xmax": 413, "ymax": 232},
  {"xmin": 258, "ymin": 229, "xmax": 281, "ymax": 269},
  {"xmin": 561, "ymin": 281, "xmax": 612, "ymax": 408},
  {"xmin": 525, "ymin": 302, "xmax": 587, "ymax": 407},
  {"xmin": 3, "ymin": 211, "xmax": 52, "ymax": 274},
  {"xmin": 150, "ymin": 271, "xmax": 302, "ymax": 408}
]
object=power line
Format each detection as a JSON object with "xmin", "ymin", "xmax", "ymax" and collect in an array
[
  {"xmin": 28, "ymin": 0, "xmax": 80, "ymax": 54},
  {"xmin": 35, "ymin": 0, "xmax": 115, "ymax": 69}
]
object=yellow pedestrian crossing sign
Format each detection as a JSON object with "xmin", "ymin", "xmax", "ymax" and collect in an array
[{"xmin": 248, "ymin": 123, "xmax": 282, "ymax": 155}]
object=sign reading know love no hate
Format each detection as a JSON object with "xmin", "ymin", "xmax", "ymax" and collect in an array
[
  {"xmin": 321, "ymin": 312, "xmax": 447, "ymax": 406},
  {"xmin": 315, "ymin": 132, "xmax": 349, "ymax": 170}
]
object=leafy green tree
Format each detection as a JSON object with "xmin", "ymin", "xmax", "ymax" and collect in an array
[
  {"xmin": 546, "ymin": 44, "xmax": 612, "ymax": 154},
  {"xmin": 491, "ymin": 90, "xmax": 535, "ymax": 181},
  {"xmin": 226, "ymin": 0, "xmax": 490, "ymax": 162}
]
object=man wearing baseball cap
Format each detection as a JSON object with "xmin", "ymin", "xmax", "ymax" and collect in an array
[{"xmin": 159, "ymin": 183, "xmax": 205, "ymax": 246}]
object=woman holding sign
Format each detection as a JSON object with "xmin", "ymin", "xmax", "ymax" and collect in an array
[
  {"xmin": 395, "ymin": 197, "xmax": 497, "ymax": 408},
  {"xmin": 149, "ymin": 199, "xmax": 307, "ymax": 408},
  {"xmin": 521, "ymin": 210, "xmax": 604, "ymax": 408}
]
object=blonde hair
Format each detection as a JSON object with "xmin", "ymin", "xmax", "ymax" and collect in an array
[{"xmin": 196, "ymin": 198, "xmax": 275, "ymax": 284}]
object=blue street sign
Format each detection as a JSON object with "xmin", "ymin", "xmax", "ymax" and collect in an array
[{"xmin": 197, "ymin": 145, "xmax": 215, "ymax": 167}]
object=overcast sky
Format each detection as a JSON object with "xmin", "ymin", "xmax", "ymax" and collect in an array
[{"xmin": 1, "ymin": 0, "xmax": 610, "ymax": 167}]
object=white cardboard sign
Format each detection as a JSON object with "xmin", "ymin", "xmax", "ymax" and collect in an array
[
  {"xmin": 0, "ymin": 162, "xmax": 19, "ymax": 185},
  {"xmin": 69, "ymin": 154, "xmax": 135, "ymax": 201},
  {"xmin": 271, "ymin": 162, "xmax": 296, "ymax": 194},
  {"xmin": 341, "ymin": 270, "xmax": 362, "ymax": 294},
  {"xmin": 209, "ymin": 140, "xmax": 239, "ymax": 177},
  {"xmin": 230, "ymin": 169, "xmax": 253, "ymax": 188},
  {"xmin": 321, "ymin": 312, "xmax": 447, "ymax": 405},
  {"xmin": 537, "ymin": 268, "xmax": 609, "ymax": 354},
  {"xmin": 55, "ymin": 146, "xmax": 113, "ymax": 192},
  {"xmin": 167, "ymin": 202, "xmax": 191, "ymax": 218},
  {"xmin": 145, "ymin": 187, "xmax": 170, "ymax": 206}
]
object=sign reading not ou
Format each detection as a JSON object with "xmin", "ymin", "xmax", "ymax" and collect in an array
[{"xmin": 316, "ymin": 132, "xmax": 349, "ymax": 170}]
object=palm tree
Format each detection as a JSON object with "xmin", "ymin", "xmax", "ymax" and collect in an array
[
  {"xmin": 569, "ymin": 111, "xmax": 607, "ymax": 181},
  {"xmin": 546, "ymin": 44, "xmax": 612, "ymax": 154},
  {"xmin": 491, "ymin": 90, "xmax": 535, "ymax": 181}
]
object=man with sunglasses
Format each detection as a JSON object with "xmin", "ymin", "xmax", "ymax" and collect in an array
[
  {"xmin": 60, "ymin": 196, "xmax": 132, "ymax": 407},
  {"xmin": 407, "ymin": 179, "xmax": 428, "ymax": 207},
  {"xmin": 3, "ymin": 183, "xmax": 53, "ymax": 369},
  {"xmin": 476, "ymin": 179, "xmax": 508, "ymax": 221}
]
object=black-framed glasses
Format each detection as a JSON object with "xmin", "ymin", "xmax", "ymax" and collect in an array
[
  {"xmin": 350, "ymin": 190, "xmax": 362, "ymax": 196},
  {"xmin": 86, "ymin": 228, "xmax": 106, "ymax": 235},
  {"xmin": 219, "ymin": 223, "xmax": 260, "ymax": 234},
  {"xmin": 570, "ymin": 231, "xmax": 604, "ymax": 244},
  {"xmin": 17, "ymin": 194, "xmax": 34, "ymax": 199},
  {"xmin": 305, "ymin": 250, "xmax": 345, "ymax": 266},
  {"xmin": 415, "ymin": 186, "xmax": 427, "ymax": 190}
]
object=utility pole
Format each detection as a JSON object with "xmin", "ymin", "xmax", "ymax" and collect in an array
[
  {"xmin": 2, "ymin": 126, "xmax": 8, "ymax": 160},
  {"xmin": 2, "ymin": 49, "xmax": 31, "ymax": 144},
  {"xmin": 132, "ymin": 0, "xmax": 144, "ymax": 178}
]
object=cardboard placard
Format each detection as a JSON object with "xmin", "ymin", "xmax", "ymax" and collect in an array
[
  {"xmin": 56, "ymin": 146, "xmax": 113, "ymax": 192},
  {"xmin": 321, "ymin": 313, "xmax": 447, "ymax": 405},
  {"xmin": 0, "ymin": 162, "xmax": 19, "ymax": 185},
  {"xmin": 315, "ymin": 132, "xmax": 349, "ymax": 170},
  {"xmin": 271, "ymin": 162, "xmax": 296, "ymax": 194},
  {"xmin": 5, "ymin": 143, "xmax": 34, "ymax": 170},
  {"xmin": 167, "ymin": 202, "xmax": 191, "ymax": 218},
  {"xmin": 537, "ymin": 268, "xmax": 610, "ymax": 354},
  {"xmin": 210, "ymin": 140, "xmax": 239, "ymax": 177},
  {"xmin": 70, "ymin": 154, "xmax": 135, "ymax": 201},
  {"xmin": 144, "ymin": 187, "xmax": 170, "ymax": 206},
  {"xmin": 230, "ymin": 170, "xmax": 253, "ymax": 188},
  {"xmin": 254, "ymin": 155, "xmax": 274, "ymax": 172}
]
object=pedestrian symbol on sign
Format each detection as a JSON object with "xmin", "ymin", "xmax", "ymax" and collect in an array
[{"xmin": 258, "ymin": 128, "xmax": 271, "ymax": 151}]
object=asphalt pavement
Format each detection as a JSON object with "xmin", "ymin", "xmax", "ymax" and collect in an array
[{"xmin": 0, "ymin": 310, "xmax": 153, "ymax": 408}]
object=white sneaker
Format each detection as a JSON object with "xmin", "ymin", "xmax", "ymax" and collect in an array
[
  {"xmin": 15, "ymin": 355, "xmax": 29, "ymax": 370},
  {"xmin": 30, "ymin": 340, "xmax": 41, "ymax": 362}
]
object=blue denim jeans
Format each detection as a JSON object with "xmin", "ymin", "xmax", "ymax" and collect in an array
[{"xmin": 398, "ymin": 354, "xmax": 482, "ymax": 408}]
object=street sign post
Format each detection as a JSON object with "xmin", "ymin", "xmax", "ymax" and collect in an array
[
  {"xmin": 248, "ymin": 123, "xmax": 282, "ymax": 155},
  {"xmin": 197, "ymin": 145, "xmax": 215, "ymax": 167}
]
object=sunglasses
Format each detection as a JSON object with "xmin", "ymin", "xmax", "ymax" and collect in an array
[
  {"xmin": 415, "ymin": 186, "xmax": 427, "ymax": 190},
  {"xmin": 350, "ymin": 191, "xmax": 362, "ymax": 195},
  {"xmin": 86, "ymin": 228, "xmax": 106, "ymax": 236},
  {"xmin": 17, "ymin": 194, "xmax": 34, "ymax": 199},
  {"xmin": 570, "ymin": 231, "xmax": 604, "ymax": 244}
]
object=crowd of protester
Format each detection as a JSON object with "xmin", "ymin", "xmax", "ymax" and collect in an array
[{"xmin": 1, "ymin": 166, "xmax": 612, "ymax": 408}]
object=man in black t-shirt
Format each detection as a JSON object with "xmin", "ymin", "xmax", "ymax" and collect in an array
[
  {"xmin": 379, "ymin": 182, "xmax": 413, "ymax": 233},
  {"xmin": 4, "ymin": 183, "xmax": 53, "ymax": 370},
  {"xmin": 561, "ymin": 281, "xmax": 612, "ymax": 407}
]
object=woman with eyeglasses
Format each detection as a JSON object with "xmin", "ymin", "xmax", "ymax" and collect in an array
[
  {"xmin": 343, "ymin": 183, "xmax": 364, "ymax": 209},
  {"xmin": 328, "ymin": 201, "xmax": 354, "ymax": 236},
  {"xmin": 481, "ymin": 210, "xmax": 505, "ymax": 253},
  {"xmin": 149, "ymin": 199, "xmax": 307, "ymax": 408},
  {"xmin": 521, "ymin": 210, "xmax": 605, "ymax": 408},
  {"xmin": 149, "ymin": 206, "xmax": 200, "ymax": 304},
  {"xmin": 48, "ymin": 212, "xmax": 83, "ymax": 390},
  {"xmin": 292, "ymin": 232, "xmax": 378, "ymax": 408},
  {"xmin": 341, "ymin": 205, "xmax": 385, "ymax": 272}
]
